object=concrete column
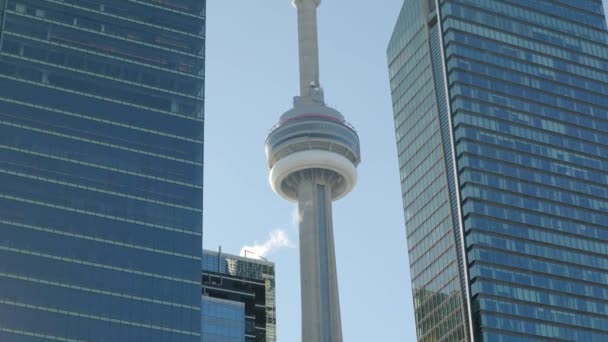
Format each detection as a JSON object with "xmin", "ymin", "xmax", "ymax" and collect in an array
[
  {"xmin": 294, "ymin": 0, "xmax": 321, "ymax": 97},
  {"xmin": 297, "ymin": 174, "xmax": 343, "ymax": 342}
]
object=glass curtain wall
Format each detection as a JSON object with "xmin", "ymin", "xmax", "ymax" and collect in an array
[
  {"xmin": 0, "ymin": 1, "xmax": 205, "ymax": 341},
  {"xmin": 389, "ymin": 0, "xmax": 608, "ymax": 341}
]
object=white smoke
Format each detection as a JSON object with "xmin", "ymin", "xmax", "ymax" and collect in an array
[
  {"xmin": 240, "ymin": 229, "xmax": 294, "ymax": 260},
  {"xmin": 291, "ymin": 206, "xmax": 302, "ymax": 226}
]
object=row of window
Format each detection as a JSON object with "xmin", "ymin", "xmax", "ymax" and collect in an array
[
  {"xmin": 469, "ymin": 247, "xmax": 608, "ymax": 285},
  {"xmin": 473, "ymin": 280, "xmax": 608, "ymax": 316},
  {"xmin": 448, "ymin": 46, "xmax": 608, "ymax": 102},
  {"xmin": 0, "ymin": 121, "xmax": 202, "ymax": 186},
  {"xmin": 0, "ymin": 194, "xmax": 200, "ymax": 255},
  {"xmin": 481, "ymin": 312, "xmax": 608, "ymax": 341},
  {"xmin": 455, "ymin": 119, "xmax": 606, "ymax": 174},
  {"xmin": 0, "ymin": 249, "xmax": 200, "ymax": 305},
  {"xmin": 58, "ymin": 0, "xmax": 206, "ymax": 22},
  {"xmin": 461, "ymin": 169, "xmax": 608, "ymax": 213},
  {"xmin": 469, "ymin": 230, "xmax": 608, "ymax": 275},
  {"xmin": 479, "ymin": 297, "xmax": 608, "ymax": 336},
  {"xmin": 0, "ymin": 275, "xmax": 199, "ymax": 332},
  {"xmin": 0, "ymin": 302, "xmax": 200, "ymax": 342},
  {"xmin": 451, "ymin": 95, "xmax": 608, "ymax": 148},
  {"xmin": 450, "ymin": 0, "xmax": 607, "ymax": 41},
  {"xmin": 451, "ymin": 87, "xmax": 607, "ymax": 139},
  {"xmin": 9, "ymin": 1, "xmax": 204, "ymax": 55},
  {"xmin": 1, "ymin": 97, "xmax": 202, "ymax": 159},
  {"xmin": 462, "ymin": 184, "xmax": 608, "ymax": 227},
  {"xmin": 445, "ymin": 30, "xmax": 608, "ymax": 86},
  {"xmin": 0, "ymin": 74, "xmax": 203, "ymax": 140},
  {"xmin": 464, "ymin": 198, "xmax": 608, "ymax": 244},
  {"xmin": 0, "ymin": 147, "xmax": 202, "ymax": 208},
  {"xmin": 465, "ymin": 202, "xmax": 608, "ymax": 244},
  {"xmin": 450, "ymin": 63, "xmax": 608, "ymax": 117},
  {"xmin": 3, "ymin": 35, "xmax": 202, "ymax": 98},
  {"xmin": 471, "ymin": 263, "xmax": 608, "ymax": 303},
  {"xmin": 458, "ymin": 148, "xmax": 607, "ymax": 191},
  {"xmin": 444, "ymin": 17, "xmax": 608, "ymax": 71},
  {"xmin": 507, "ymin": 0, "xmax": 605, "ymax": 28},
  {"xmin": 0, "ymin": 54, "xmax": 202, "ymax": 117},
  {"xmin": 1, "ymin": 221, "xmax": 199, "ymax": 280},
  {"xmin": 444, "ymin": 3, "xmax": 608, "ymax": 60}
]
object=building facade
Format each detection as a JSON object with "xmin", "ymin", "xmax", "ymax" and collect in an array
[
  {"xmin": 202, "ymin": 249, "xmax": 276, "ymax": 342},
  {"xmin": 0, "ymin": 1, "xmax": 205, "ymax": 341},
  {"xmin": 388, "ymin": 0, "xmax": 608, "ymax": 341}
]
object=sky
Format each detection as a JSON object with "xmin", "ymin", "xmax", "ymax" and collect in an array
[
  {"xmin": 204, "ymin": 1, "xmax": 608, "ymax": 341},
  {"xmin": 203, "ymin": 0, "xmax": 413, "ymax": 341}
]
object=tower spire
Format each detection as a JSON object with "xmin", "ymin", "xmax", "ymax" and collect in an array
[{"xmin": 293, "ymin": 0, "xmax": 322, "ymax": 99}]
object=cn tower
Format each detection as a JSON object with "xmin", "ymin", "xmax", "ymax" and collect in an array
[{"xmin": 265, "ymin": 0, "xmax": 361, "ymax": 341}]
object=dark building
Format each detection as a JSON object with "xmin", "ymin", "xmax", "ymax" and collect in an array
[
  {"xmin": 0, "ymin": 1, "xmax": 205, "ymax": 341},
  {"xmin": 388, "ymin": 0, "xmax": 608, "ymax": 341},
  {"xmin": 202, "ymin": 249, "xmax": 276, "ymax": 342}
]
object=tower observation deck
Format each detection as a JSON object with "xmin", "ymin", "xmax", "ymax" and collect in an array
[{"xmin": 265, "ymin": 1, "xmax": 361, "ymax": 341}]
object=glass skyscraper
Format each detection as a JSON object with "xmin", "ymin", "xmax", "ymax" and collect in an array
[
  {"xmin": 0, "ymin": 1, "xmax": 205, "ymax": 341},
  {"xmin": 202, "ymin": 249, "xmax": 276, "ymax": 342},
  {"xmin": 388, "ymin": 0, "xmax": 608, "ymax": 341}
]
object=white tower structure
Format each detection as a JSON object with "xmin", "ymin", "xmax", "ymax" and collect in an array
[{"xmin": 265, "ymin": 1, "xmax": 361, "ymax": 341}]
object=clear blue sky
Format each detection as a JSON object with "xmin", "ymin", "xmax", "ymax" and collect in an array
[
  {"xmin": 204, "ymin": 0, "xmax": 412, "ymax": 341},
  {"xmin": 204, "ymin": 1, "xmax": 608, "ymax": 341}
]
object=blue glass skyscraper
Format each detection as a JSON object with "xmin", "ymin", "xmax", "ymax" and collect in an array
[
  {"xmin": 388, "ymin": 1, "xmax": 608, "ymax": 341},
  {"xmin": 0, "ymin": 1, "xmax": 204, "ymax": 341}
]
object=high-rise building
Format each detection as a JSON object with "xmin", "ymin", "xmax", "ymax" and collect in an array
[
  {"xmin": 0, "ymin": 1, "xmax": 205, "ymax": 340},
  {"xmin": 264, "ymin": 1, "xmax": 361, "ymax": 341},
  {"xmin": 202, "ymin": 249, "xmax": 276, "ymax": 342},
  {"xmin": 388, "ymin": 1, "xmax": 608, "ymax": 341}
]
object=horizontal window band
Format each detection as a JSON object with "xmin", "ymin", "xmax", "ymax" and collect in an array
[
  {"xmin": 0, "ymin": 300, "xmax": 201, "ymax": 336},
  {"xmin": 0, "ymin": 120, "xmax": 201, "ymax": 166},
  {"xmin": 0, "ymin": 116, "xmax": 201, "ymax": 166},
  {"xmin": 128, "ymin": 0, "xmax": 205, "ymax": 19},
  {"xmin": 0, "ymin": 168, "xmax": 201, "ymax": 212},
  {"xmin": 7, "ymin": 10, "xmax": 203, "ymax": 59},
  {"xmin": 0, "ymin": 144, "xmax": 202, "ymax": 189},
  {"xmin": 0, "ymin": 96, "xmax": 202, "ymax": 143},
  {"xmin": 0, "ymin": 245, "xmax": 200, "ymax": 285},
  {"xmin": 1, "ymin": 52, "xmax": 203, "ymax": 100},
  {"xmin": 43, "ymin": 0, "xmax": 204, "ymax": 38},
  {"xmin": 4, "ymin": 32, "xmax": 203, "ymax": 81},
  {"xmin": 0, "ymin": 193, "xmax": 201, "ymax": 236},
  {"xmin": 0, "ymin": 71, "xmax": 202, "ymax": 121},
  {"xmin": 0, "ymin": 327, "xmax": 87, "ymax": 342},
  {"xmin": 0, "ymin": 271, "xmax": 200, "ymax": 310},
  {"xmin": 0, "ymin": 219, "xmax": 200, "ymax": 260}
]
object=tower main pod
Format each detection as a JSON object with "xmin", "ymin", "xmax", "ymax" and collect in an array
[{"xmin": 265, "ymin": 1, "xmax": 361, "ymax": 341}]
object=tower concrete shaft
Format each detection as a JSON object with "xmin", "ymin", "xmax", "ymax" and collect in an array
[
  {"xmin": 297, "ymin": 170, "xmax": 342, "ymax": 342},
  {"xmin": 294, "ymin": 0, "xmax": 321, "ymax": 97}
]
